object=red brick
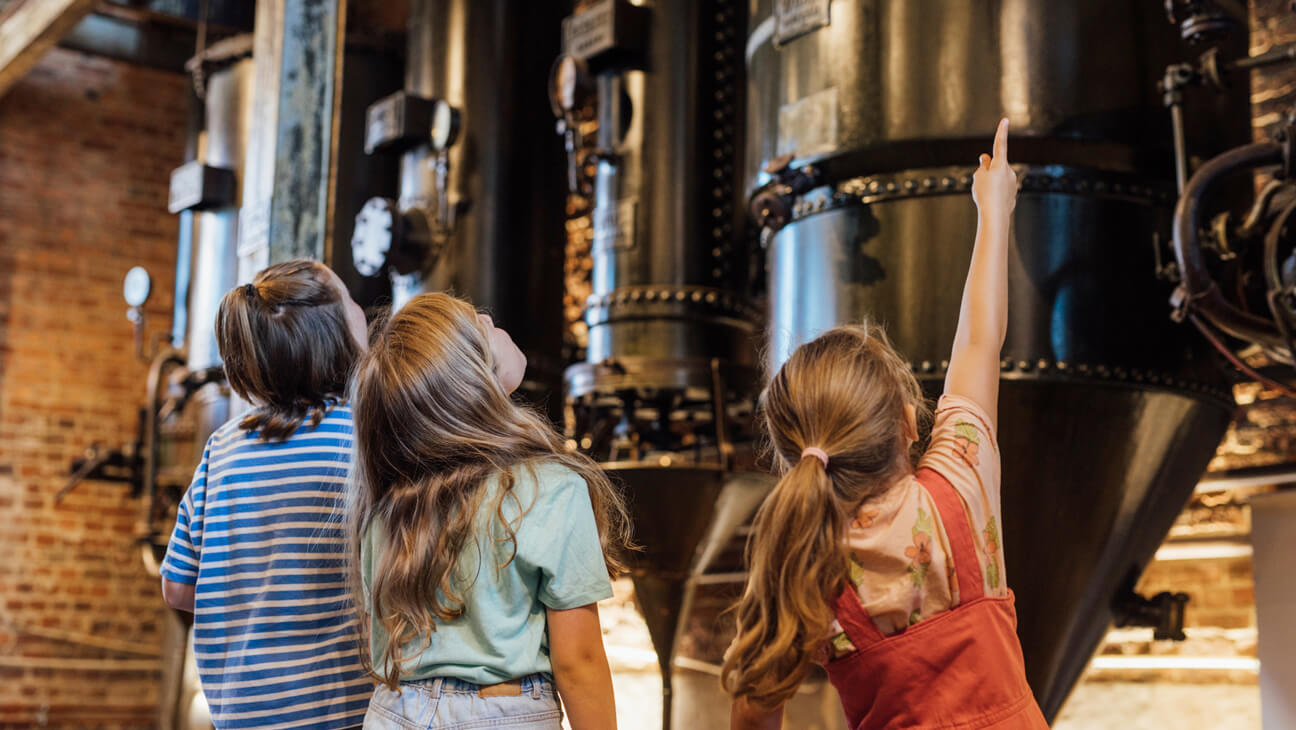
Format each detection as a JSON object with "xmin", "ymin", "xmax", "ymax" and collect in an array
[{"xmin": 0, "ymin": 47, "xmax": 182, "ymax": 723}]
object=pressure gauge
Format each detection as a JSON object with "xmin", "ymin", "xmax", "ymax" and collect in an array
[
  {"xmin": 123, "ymin": 266, "xmax": 152, "ymax": 307},
  {"xmin": 548, "ymin": 55, "xmax": 591, "ymax": 118},
  {"xmin": 352, "ymin": 197, "xmax": 398, "ymax": 277},
  {"xmin": 430, "ymin": 100, "xmax": 461, "ymax": 152}
]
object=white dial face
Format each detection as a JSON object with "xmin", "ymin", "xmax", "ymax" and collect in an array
[
  {"xmin": 431, "ymin": 100, "xmax": 457, "ymax": 150},
  {"xmin": 557, "ymin": 56, "xmax": 579, "ymax": 110},
  {"xmin": 352, "ymin": 198, "xmax": 395, "ymax": 277},
  {"xmin": 123, "ymin": 266, "xmax": 151, "ymax": 307}
]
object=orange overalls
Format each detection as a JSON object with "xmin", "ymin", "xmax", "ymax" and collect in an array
[{"xmin": 824, "ymin": 468, "xmax": 1049, "ymax": 729}]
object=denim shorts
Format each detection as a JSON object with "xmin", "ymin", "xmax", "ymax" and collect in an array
[{"xmin": 363, "ymin": 674, "xmax": 563, "ymax": 730}]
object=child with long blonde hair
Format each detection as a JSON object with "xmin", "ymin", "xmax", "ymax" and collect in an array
[
  {"xmin": 346, "ymin": 292, "xmax": 631, "ymax": 729},
  {"xmin": 723, "ymin": 120, "xmax": 1048, "ymax": 728}
]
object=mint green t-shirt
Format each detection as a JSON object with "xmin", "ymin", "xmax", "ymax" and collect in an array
[{"xmin": 361, "ymin": 461, "xmax": 614, "ymax": 685}]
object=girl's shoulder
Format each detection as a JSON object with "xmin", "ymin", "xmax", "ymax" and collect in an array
[{"xmin": 508, "ymin": 460, "xmax": 586, "ymax": 500}]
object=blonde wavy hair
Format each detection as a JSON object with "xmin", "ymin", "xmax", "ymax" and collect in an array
[
  {"xmin": 721, "ymin": 325, "xmax": 929, "ymax": 710},
  {"xmin": 345, "ymin": 292, "xmax": 630, "ymax": 689}
]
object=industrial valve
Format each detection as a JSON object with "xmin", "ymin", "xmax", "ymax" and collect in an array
[
  {"xmin": 1164, "ymin": 0, "xmax": 1244, "ymax": 44},
  {"xmin": 352, "ymin": 94, "xmax": 463, "ymax": 278},
  {"xmin": 1114, "ymin": 589, "xmax": 1191, "ymax": 641},
  {"xmin": 749, "ymin": 154, "xmax": 823, "ymax": 238},
  {"xmin": 549, "ymin": 55, "xmax": 595, "ymax": 194},
  {"xmin": 427, "ymin": 99, "xmax": 462, "ymax": 240},
  {"xmin": 351, "ymin": 197, "xmax": 432, "ymax": 277}
]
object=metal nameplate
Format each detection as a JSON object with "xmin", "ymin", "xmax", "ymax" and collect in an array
[
  {"xmin": 168, "ymin": 162, "xmax": 205, "ymax": 213},
  {"xmin": 777, "ymin": 86, "xmax": 839, "ymax": 159},
  {"xmin": 168, "ymin": 161, "xmax": 235, "ymax": 213},
  {"xmin": 237, "ymin": 200, "xmax": 271, "ymax": 259},
  {"xmin": 365, "ymin": 94, "xmax": 400, "ymax": 154},
  {"xmin": 775, "ymin": 0, "xmax": 831, "ymax": 46},
  {"xmin": 593, "ymin": 196, "xmax": 637, "ymax": 252},
  {"xmin": 364, "ymin": 91, "xmax": 435, "ymax": 154},
  {"xmin": 563, "ymin": 0, "xmax": 615, "ymax": 60}
]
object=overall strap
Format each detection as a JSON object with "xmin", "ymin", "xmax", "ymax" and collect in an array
[
  {"xmin": 916, "ymin": 467, "xmax": 984, "ymax": 603},
  {"xmin": 832, "ymin": 582, "xmax": 887, "ymax": 649}
]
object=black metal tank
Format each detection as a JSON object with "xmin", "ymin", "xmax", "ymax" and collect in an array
[
  {"xmin": 552, "ymin": 1, "xmax": 772, "ymax": 726},
  {"xmin": 352, "ymin": 0, "xmax": 569, "ymax": 411},
  {"xmin": 745, "ymin": 0, "xmax": 1249, "ymax": 719}
]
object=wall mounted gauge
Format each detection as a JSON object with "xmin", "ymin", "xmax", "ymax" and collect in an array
[
  {"xmin": 430, "ymin": 100, "xmax": 461, "ymax": 152},
  {"xmin": 123, "ymin": 266, "xmax": 152, "ymax": 307}
]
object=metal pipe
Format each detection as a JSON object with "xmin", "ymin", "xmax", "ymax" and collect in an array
[
  {"xmin": 1172, "ymin": 141, "xmax": 1288, "ymax": 348},
  {"xmin": 1229, "ymin": 41, "xmax": 1296, "ymax": 71},
  {"xmin": 1238, "ymin": 179, "xmax": 1286, "ymax": 237},
  {"xmin": 140, "ymin": 346, "xmax": 186, "ymax": 576},
  {"xmin": 1171, "ymin": 103, "xmax": 1189, "ymax": 194}
]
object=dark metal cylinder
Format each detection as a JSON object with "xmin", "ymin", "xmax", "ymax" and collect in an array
[
  {"xmin": 571, "ymin": 0, "xmax": 757, "ymax": 394},
  {"xmin": 187, "ymin": 55, "xmax": 252, "ymax": 374},
  {"xmin": 395, "ymin": 0, "xmax": 568, "ymax": 402},
  {"xmin": 747, "ymin": 0, "xmax": 1249, "ymax": 720}
]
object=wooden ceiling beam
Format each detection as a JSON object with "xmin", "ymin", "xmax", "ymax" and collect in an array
[{"xmin": 0, "ymin": 0, "xmax": 97, "ymax": 98}]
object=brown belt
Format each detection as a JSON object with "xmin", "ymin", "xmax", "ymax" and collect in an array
[{"xmin": 477, "ymin": 679, "xmax": 523, "ymax": 698}]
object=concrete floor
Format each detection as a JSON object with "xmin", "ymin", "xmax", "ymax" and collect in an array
[
  {"xmin": 588, "ymin": 587, "xmax": 1262, "ymax": 729},
  {"xmin": 585, "ymin": 672, "xmax": 1261, "ymax": 729},
  {"xmin": 1053, "ymin": 682, "xmax": 1260, "ymax": 730},
  {"xmin": 167, "ymin": 587, "xmax": 1262, "ymax": 729}
]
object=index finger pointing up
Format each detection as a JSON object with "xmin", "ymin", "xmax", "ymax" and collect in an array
[{"xmin": 993, "ymin": 117, "xmax": 1009, "ymax": 163}]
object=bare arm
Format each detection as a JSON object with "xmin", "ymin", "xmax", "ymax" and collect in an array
[
  {"xmin": 161, "ymin": 577, "xmax": 195, "ymax": 613},
  {"xmin": 730, "ymin": 697, "xmax": 784, "ymax": 730},
  {"xmin": 548, "ymin": 603, "xmax": 616, "ymax": 730},
  {"xmin": 944, "ymin": 118, "xmax": 1017, "ymax": 428}
]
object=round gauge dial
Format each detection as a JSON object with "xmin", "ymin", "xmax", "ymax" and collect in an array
[
  {"xmin": 548, "ymin": 55, "xmax": 590, "ymax": 118},
  {"xmin": 123, "ymin": 266, "xmax": 152, "ymax": 307},
  {"xmin": 430, "ymin": 100, "xmax": 461, "ymax": 152},
  {"xmin": 352, "ymin": 197, "xmax": 398, "ymax": 277}
]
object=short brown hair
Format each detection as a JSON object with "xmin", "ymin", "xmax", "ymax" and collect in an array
[{"xmin": 216, "ymin": 259, "xmax": 362, "ymax": 441}]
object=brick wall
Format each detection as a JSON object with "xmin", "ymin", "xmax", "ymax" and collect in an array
[
  {"xmin": 1251, "ymin": 0, "xmax": 1296, "ymax": 140},
  {"xmin": 0, "ymin": 48, "xmax": 187, "ymax": 727}
]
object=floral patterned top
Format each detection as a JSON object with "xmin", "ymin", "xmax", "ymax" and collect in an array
[{"xmin": 825, "ymin": 394, "xmax": 1005, "ymax": 658}]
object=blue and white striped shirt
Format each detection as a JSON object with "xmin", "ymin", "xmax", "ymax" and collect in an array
[{"xmin": 161, "ymin": 405, "xmax": 371, "ymax": 729}]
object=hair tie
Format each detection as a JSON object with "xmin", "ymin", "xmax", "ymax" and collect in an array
[
  {"xmin": 801, "ymin": 446, "xmax": 829, "ymax": 468},
  {"xmin": 243, "ymin": 283, "xmax": 258, "ymax": 299}
]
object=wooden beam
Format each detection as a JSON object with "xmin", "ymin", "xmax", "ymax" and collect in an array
[
  {"xmin": 0, "ymin": 0, "xmax": 97, "ymax": 98},
  {"xmin": 237, "ymin": 0, "xmax": 347, "ymax": 274}
]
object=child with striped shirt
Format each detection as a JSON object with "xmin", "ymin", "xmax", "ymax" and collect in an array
[{"xmin": 161, "ymin": 260, "xmax": 373, "ymax": 729}]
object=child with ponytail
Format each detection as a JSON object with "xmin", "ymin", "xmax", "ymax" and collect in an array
[
  {"xmin": 161, "ymin": 260, "xmax": 373, "ymax": 729},
  {"xmin": 723, "ymin": 120, "xmax": 1048, "ymax": 729}
]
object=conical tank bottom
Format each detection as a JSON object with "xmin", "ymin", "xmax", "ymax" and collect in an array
[
  {"xmin": 976, "ymin": 379, "xmax": 1231, "ymax": 719},
  {"xmin": 604, "ymin": 464, "xmax": 773, "ymax": 685}
]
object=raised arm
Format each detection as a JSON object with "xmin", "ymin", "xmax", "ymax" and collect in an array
[{"xmin": 943, "ymin": 118, "xmax": 1017, "ymax": 428}]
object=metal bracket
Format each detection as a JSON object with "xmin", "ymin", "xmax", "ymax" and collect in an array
[
  {"xmin": 1113, "ymin": 588, "xmax": 1190, "ymax": 641},
  {"xmin": 749, "ymin": 155, "xmax": 823, "ymax": 234}
]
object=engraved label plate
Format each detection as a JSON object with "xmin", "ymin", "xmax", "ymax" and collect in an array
[
  {"xmin": 365, "ymin": 95, "xmax": 400, "ymax": 153},
  {"xmin": 563, "ymin": 0, "xmax": 615, "ymax": 60},
  {"xmin": 777, "ymin": 86, "xmax": 840, "ymax": 159},
  {"xmin": 593, "ymin": 196, "xmax": 637, "ymax": 252},
  {"xmin": 168, "ymin": 162, "xmax": 204, "ymax": 213},
  {"xmin": 237, "ymin": 200, "xmax": 271, "ymax": 259},
  {"xmin": 775, "ymin": 0, "xmax": 831, "ymax": 46}
]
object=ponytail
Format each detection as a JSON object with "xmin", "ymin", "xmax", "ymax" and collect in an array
[
  {"xmin": 215, "ymin": 260, "xmax": 362, "ymax": 441},
  {"xmin": 721, "ymin": 455, "xmax": 848, "ymax": 708},
  {"xmin": 721, "ymin": 325, "xmax": 929, "ymax": 710}
]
